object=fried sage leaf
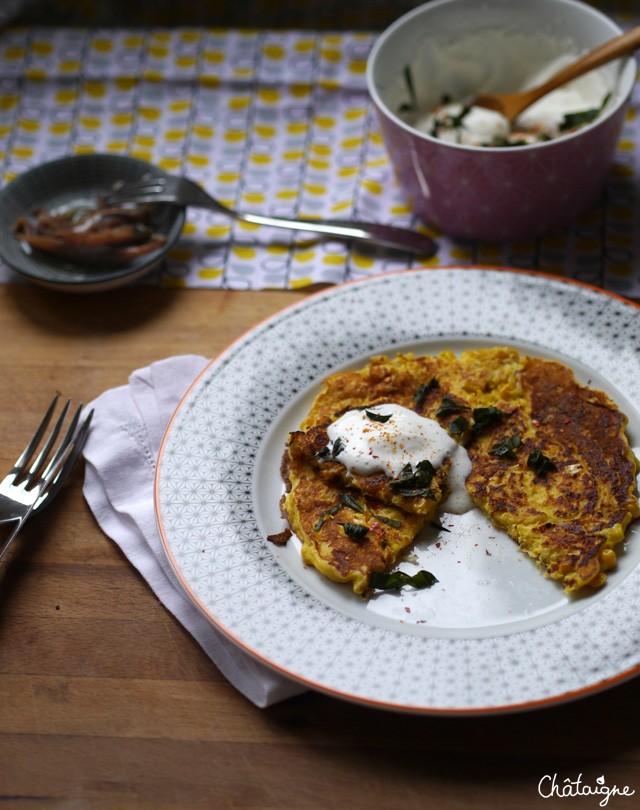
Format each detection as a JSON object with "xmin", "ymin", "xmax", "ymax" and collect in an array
[
  {"xmin": 370, "ymin": 569, "xmax": 439, "ymax": 591},
  {"xmin": 340, "ymin": 492, "xmax": 364, "ymax": 513},
  {"xmin": 471, "ymin": 406, "xmax": 507, "ymax": 435},
  {"xmin": 389, "ymin": 459, "xmax": 436, "ymax": 498},
  {"xmin": 436, "ymin": 396, "xmax": 469, "ymax": 418},
  {"xmin": 365, "ymin": 410, "xmax": 392, "ymax": 423},
  {"xmin": 413, "ymin": 378, "xmax": 438, "ymax": 408},
  {"xmin": 340, "ymin": 522, "xmax": 369, "ymax": 541},
  {"xmin": 490, "ymin": 434, "xmax": 522, "ymax": 459},
  {"xmin": 528, "ymin": 449, "xmax": 557, "ymax": 478}
]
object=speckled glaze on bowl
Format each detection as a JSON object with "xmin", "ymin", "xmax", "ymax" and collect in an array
[{"xmin": 366, "ymin": 0, "xmax": 636, "ymax": 242}]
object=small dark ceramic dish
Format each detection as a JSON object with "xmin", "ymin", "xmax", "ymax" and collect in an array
[{"xmin": 0, "ymin": 153, "xmax": 185, "ymax": 292}]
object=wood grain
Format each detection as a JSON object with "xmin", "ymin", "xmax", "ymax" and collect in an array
[{"xmin": 0, "ymin": 282, "xmax": 638, "ymax": 809}]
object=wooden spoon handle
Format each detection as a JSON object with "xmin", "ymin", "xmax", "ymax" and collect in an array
[{"xmin": 524, "ymin": 24, "xmax": 640, "ymax": 105}]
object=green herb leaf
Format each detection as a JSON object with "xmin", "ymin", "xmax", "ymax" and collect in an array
[
  {"xmin": 527, "ymin": 449, "xmax": 557, "ymax": 478},
  {"xmin": 559, "ymin": 93, "xmax": 610, "ymax": 132},
  {"xmin": 436, "ymin": 396, "xmax": 469, "ymax": 418},
  {"xmin": 448, "ymin": 104, "xmax": 472, "ymax": 128},
  {"xmin": 389, "ymin": 459, "xmax": 436, "ymax": 497},
  {"xmin": 340, "ymin": 492, "xmax": 364, "ymax": 513},
  {"xmin": 313, "ymin": 503, "xmax": 341, "ymax": 531},
  {"xmin": 370, "ymin": 569, "xmax": 439, "ymax": 591},
  {"xmin": 449, "ymin": 415, "xmax": 468, "ymax": 435},
  {"xmin": 397, "ymin": 64, "xmax": 418, "ymax": 115},
  {"xmin": 472, "ymin": 406, "xmax": 507, "ymax": 435},
  {"xmin": 373, "ymin": 513, "xmax": 402, "ymax": 528},
  {"xmin": 340, "ymin": 522, "xmax": 369, "ymax": 541},
  {"xmin": 490, "ymin": 434, "xmax": 522, "ymax": 459},
  {"xmin": 430, "ymin": 117, "xmax": 446, "ymax": 137},
  {"xmin": 316, "ymin": 436, "xmax": 345, "ymax": 461},
  {"xmin": 560, "ymin": 107, "xmax": 601, "ymax": 131},
  {"xmin": 413, "ymin": 378, "xmax": 438, "ymax": 408},
  {"xmin": 365, "ymin": 410, "xmax": 392, "ymax": 423}
]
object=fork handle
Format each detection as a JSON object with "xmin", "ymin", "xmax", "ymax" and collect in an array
[
  {"xmin": 107, "ymin": 189, "xmax": 437, "ymax": 255},
  {"xmin": 0, "ymin": 515, "xmax": 27, "ymax": 564},
  {"xmin": 229, "ymin": 211, "xmax": 437, "ymax": 255}
]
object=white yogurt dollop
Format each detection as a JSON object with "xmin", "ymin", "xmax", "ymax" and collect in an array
[
  {"xmin": 417, "ymin": 103, "xmax": 511, "ymax": 146},
  {"xmin": 326, "ymin": 403, "xmax": 473, "ymax": 514},
  {"xmin": 414, "ymin": 53, "xmax": 611, "ymax": 147}
]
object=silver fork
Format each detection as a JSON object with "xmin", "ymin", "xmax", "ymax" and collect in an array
[
  {"xmin": 0, "ymin": 396, "xmax": 93, "ymax": 562},
  {"xmin": 105, "ymin": 174, "xmax": 438, "ymax": 256}
]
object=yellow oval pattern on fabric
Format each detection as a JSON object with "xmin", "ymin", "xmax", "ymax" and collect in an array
[
  {"xmin": 32, "ymin": 41, "xmax": 53, "ymax": 56},
  {"xmin": 198, "ymin": 268, "xmax": 224, "ymax": 280},
  {"xmin": 3, "ymin": 47, "xmax": 25, "ymax": 60},
  {"xmin": 50, "ymin": 122, "xmax": 72, "ymax": 134},
  {"xmin": 263, "ymin": 44, "xmax": 285, "ymax": 59},
  {"xmin": 352, "ymin": 254, "xmax": 374, "ymax": 268},
  {"xmin": 4, "ymin": 26, "xmax": 626, "ymax": 294},
  {"xmin": 207, "ymin": 225, "xmax": 232, "ymax": 238},
  {"xmin": 233, "ymin": 246, "xmax": 258, "ymax": 259},
  {"xmin": 229, "ymin": 97, "xmax": 251, "ymax": 109},
  {"xmin": 112, "ymin": 113, "xmax": 134, "ymax": 126},
  {"xmin": 290, "ymin": 277, "xmax": 314, "ymax": 289},
  {"xmin": 115, "ymin": 77, "xmax": 137, "ymax": 91},
  {"xmin": 193, "ymin": 124, "xmax": 214, "ymax": 138},
  {"xmin": 92, "ymin": 39, "xmax": 113, "ymax": 53},
  {"xmin": 258, "ymin": 88, "xmax": 280, "ymax": 104},
  {"xmin": 293, "ymin": 250, "xmax": 316, "ymax": 262},
  {"xmin": 255, "ymin": 124, "xmax": 276, "ymax": 137}
]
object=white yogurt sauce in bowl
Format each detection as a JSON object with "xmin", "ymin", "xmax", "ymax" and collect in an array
[{"xmin": 397, "ymin": 27, "xmax": 621, "ymax": 148}]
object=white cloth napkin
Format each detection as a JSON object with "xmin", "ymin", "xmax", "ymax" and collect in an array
[{"xmin": 82, "ymin": 355, "xmax": 306, "ymax": 707}]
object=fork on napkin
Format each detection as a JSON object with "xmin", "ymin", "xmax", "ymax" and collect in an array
[{"xmin": 81, "ymin": 355, "xmax": 306, "ymax": 707}]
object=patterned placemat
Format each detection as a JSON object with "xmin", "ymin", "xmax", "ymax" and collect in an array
[{"xmin": 1, "ymin": 21, "xmax": 639, "ymax": 294}]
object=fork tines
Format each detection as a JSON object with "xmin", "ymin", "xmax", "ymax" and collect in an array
[{"xmin": 13, "ymin": 396, "xmax": 93, "ymax": 501}]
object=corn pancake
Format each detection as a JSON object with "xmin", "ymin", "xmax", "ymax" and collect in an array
[
  {"xmin": 282, "ymin": 450, "xmax": 444, "ymax": 595},
  {"xmin": 281, "ymin": 347, "xmax": 639, "ymax": 595},
  {"xmin": 463, "ymin": 354, "xmax": 640, "ymax": 591}
]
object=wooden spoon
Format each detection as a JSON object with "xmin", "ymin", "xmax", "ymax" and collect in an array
[{"xmin": 473, "ymin": 24, "xmax": 640, "ymax": 123}]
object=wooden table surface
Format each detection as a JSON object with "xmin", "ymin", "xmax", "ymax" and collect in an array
[{"xmin": 0, "ymin": 281, "xmax": 638, "ymax": 809}]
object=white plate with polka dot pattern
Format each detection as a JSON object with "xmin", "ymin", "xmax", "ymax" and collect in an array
[{"xmin": 156, "ymin": 267, "xmax": 640, "ymax": 714}]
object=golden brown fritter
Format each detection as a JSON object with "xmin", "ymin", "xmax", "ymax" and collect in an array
[
  {"xmin": 464, "ymin": 355, "xmax": 640, "ymax": 591},
  {"xmin": 281, "ymin": 348, "xmax": 639, "ymax": 595},
  {"xmin": 283, "ymin": 452, "xmax": 438, "ymax": 596}
]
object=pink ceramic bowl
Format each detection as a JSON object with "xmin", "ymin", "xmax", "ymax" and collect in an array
[{"xmin": 366, "ymin": 0, "xmax": 636, "ymax": 242}]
